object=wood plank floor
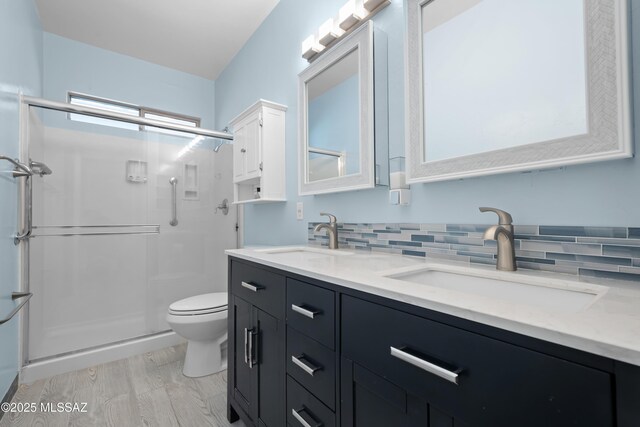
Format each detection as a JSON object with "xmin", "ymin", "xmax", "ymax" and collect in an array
[{"xmin": 0, "ymin": 344, "xmax": 246, "ymax": 427}]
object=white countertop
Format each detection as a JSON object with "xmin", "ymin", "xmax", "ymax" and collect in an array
[{"xmin": 226, "ymin": 246, "xmax": 640, "ymax": 366}]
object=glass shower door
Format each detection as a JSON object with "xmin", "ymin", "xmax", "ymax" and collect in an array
[{"xmin": 26, "ymin": 107, "xmax": 232, "ymax": 362}]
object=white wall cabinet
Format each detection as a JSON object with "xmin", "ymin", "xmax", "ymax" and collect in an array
[{"xmin": 229, "ymin": 100, "xmax": 287, "ymax": 204}]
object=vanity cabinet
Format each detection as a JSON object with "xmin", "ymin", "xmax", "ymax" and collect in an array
[
  {"xmin": 229, "ymin": 99, "xmax": 287, "ymax": 204},
  {"xmin": 341, "ymin": 295, "xmax": 613, "ymax": 427},
  {"xmin": 227, "ymin": 257, "xmax": 640, "ymax": 427},
  {"xmin": 228, "ymin": 260, "xmax": 286, "ymax": 427}
]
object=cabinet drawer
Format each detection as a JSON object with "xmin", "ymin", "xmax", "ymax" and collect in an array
[
  {"xmin": 287, "ymin": 327, "xmax": 336, "ymax": 410},
  {"xmin": 287, "ymin": 376, "xmax": 335, "ymax": 427},
  {"xmin": 230, "ymin": 260, "xmax": 285, "ymax": 319},
  {"xmin": 342, "ymin": 295, "xmax": 613, "ymax": 427},
  {"xmin": 287, "ymin": 279, "xmax": 335, "ymax": 349}
]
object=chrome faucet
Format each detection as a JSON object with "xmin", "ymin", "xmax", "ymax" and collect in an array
[
  {"xmin": 480, "ymin": 207, "xmax": 517, "ymax": 271},
  {"xmin": 314, "ymin": 213, "xmax": 339, "ymax": 249}
]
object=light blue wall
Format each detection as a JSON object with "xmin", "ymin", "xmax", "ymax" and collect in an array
[
  {"xmin": 216, "ymin": 0, "xmax": 639, "ymax": 246},
  {"xmin": 43, "ymin": 33, "xmax": 216, "ymax": 129},
  {"xmin": 0, "ymin": 0, "xmax": 42, "ymax": 399},
  {"xmin": 308, "ymin": 74, "xmax": 360, "ymax": 175}
]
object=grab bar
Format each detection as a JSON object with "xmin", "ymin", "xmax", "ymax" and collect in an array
[
  {"xmin": 169, "ymin": 177, "xmax": 178, "ymax": 226},
  {"xmin": 0, "ymin": 155, "xmax": 33, "ymax": 177},
  {"xmin": 0, "ymin": 292, "xmax": 33, "ymax": 325}
]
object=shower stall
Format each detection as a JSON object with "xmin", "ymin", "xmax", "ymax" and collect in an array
[{"xmin": 16, "ymin": 96, "xmax": 237, "ymax": 381}]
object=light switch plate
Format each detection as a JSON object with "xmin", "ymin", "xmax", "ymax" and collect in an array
[{"xmin": 296, "ymin": 202, "xmax": 304, "ymax": 220}]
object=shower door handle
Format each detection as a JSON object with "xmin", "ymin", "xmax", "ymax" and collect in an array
[
  {"xmin": 169, "ymin": 177, "xmax": 178, "ymax": 226},
  {"xmin": 14, "ymin": 175, "xmax": 33, "ymax": 245}
]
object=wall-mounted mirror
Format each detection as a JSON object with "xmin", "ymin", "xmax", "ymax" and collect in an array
[
  {"xmin": 405, "ymin": 0, "xmax": 632, "ymax": 183},
  {"xmin": 299, "ymin": 21, "xmax": 379, "ymax": 195}
]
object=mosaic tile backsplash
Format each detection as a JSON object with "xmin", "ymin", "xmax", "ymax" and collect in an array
[{"xmin": 308, "ymin": 223, "xmax": 640, "ymax": 282}]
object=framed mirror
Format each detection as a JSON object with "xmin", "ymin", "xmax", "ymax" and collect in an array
[
  {"xmin": 299, "ymin": 21, "xmax": 376, "ymax": 195},
  {"xmin": 405, "ymin": 0, "xmax": 632, "ymax": 183}
]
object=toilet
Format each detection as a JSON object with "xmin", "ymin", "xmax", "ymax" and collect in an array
[{"xmin": 166, "ymin": 292, "xmax": 228, "ymax": 378}]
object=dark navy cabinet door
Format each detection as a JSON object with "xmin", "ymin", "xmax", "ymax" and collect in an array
[
  {"xmin": 231, "ymin": 295, "xmax": 253, "ymax": 419},
  {"xmin": 256, "ymin": 308, "xmax": 284, "ymax": 427},
  {"xmin": 341, "ymin": 358, "xmax": 469, "ymax": 427}
]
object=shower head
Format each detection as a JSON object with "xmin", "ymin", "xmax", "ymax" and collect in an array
[
  {"xmin": 29, "ymin": 160, "xmax": 52, "ymax": 177},
  {"xmin": 213, "ymin": 127, "xmax": 232, "ymax": 153}
]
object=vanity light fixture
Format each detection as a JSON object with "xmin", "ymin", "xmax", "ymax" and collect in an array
[
  {"xmin": 318, "ymin": 18, "xmax": 344, "ymax": 46},
  {"xmin": 338, "ymin": 0, "xmax": 366, "ymax": 31},
  {"xmin": 363, "ymin": 0, "xmax": 388, "ymax": 12},
  {"xmin": 300, "ymin": 0, "xmax": 390, "ymax": 62},
  {"xmin": 302, "ymin": 34, "xmax": 324, "ymax": 60}
]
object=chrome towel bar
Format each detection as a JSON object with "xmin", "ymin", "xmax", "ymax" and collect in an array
[
  {"xmin": 0, "ymin": 292, "xmax": 33, "ymax": 326},
  {"xmin": 31, "ymin": 224, "xmax": 160, "ymax": 238}
]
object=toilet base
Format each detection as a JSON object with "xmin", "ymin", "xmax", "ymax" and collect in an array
[{"xmin": 182, "ymin": 338, "xmax": 227, "ymax": 378}]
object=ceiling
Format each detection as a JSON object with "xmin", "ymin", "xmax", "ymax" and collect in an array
[{"xmin": 35, "ymin": 0, "xmax": 280, "ymax": 80}]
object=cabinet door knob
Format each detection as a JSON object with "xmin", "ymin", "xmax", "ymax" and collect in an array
[
  {"xmin": 291, "ymin": 304, "xmax": 320, "ymax": 319},
  {"xmin": 291, "ymin": 354, "xmax": 322, "ymax": 376},
  {"xmin": 390, "ymin": 346, "xmax": 460, "ymax": 385}
]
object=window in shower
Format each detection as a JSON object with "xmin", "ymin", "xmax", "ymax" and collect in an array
[
  {"xmin": 69, "ymin": 92, "xmax": 139, "ymax": 130},
  {"xmin": 141, "ymin": 109, "xmax": 200, "ymax": 137},
  {"xmin": 68, "ymin": 92, "xmax": 201, "ymax": 135}
]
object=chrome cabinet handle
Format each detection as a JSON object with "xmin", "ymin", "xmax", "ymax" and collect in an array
[
  {"xmin": 292, "ymin": 408, "xmax": 321, "ymax": 427},
  {"xmin": 244, "ymin": 328, "xmax": 249, "ymax": 365},
  {"xmin": 291, "ymin": 355, "xmax": 321, "ymax": 376},
  {"xmin": 169, "ymin": 177, "xmax": 178, "ymax": 226},
  {"xmin": 248, "ymin": 328, "xmax": 256, "ymax": 368},
  {"xmin": 241, "ymin": 281, "xmax": 264, "ymax": 292},
  {"xmin": 291, "ymin": 304, "xmax": 319, "ymax": 319},
  {"xmin": 390, "ymin": 346, "xmax": 460, "ymax": 385}
]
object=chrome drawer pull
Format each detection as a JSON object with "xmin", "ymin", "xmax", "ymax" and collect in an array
[
  {"xmin": 292, "ymin": 408, "xmax": 322, "ymax": 427},
  {"xmin": 291, "ymin": 355, "xmax": 321, "ymax": 376},
  {"xmin": 390, "ymin": 346, "xmax": 460, "ymax": 385},
  {"xmin": 241, "ymin": 281, "xmax": 264, "ymax": 292},
  {"xmin": 291, "ymin": 304, "xmax": 319, "ymax": 319}
]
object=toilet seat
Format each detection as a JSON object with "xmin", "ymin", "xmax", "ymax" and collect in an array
[{"xmin": 169, "ymin": 292, "xmax": 228, "ymax": 316}]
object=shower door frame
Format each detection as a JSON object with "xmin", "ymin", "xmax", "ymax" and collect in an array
[{"xmin": 17, "ymin": 95, "xmax": 235, "ymax": 367}]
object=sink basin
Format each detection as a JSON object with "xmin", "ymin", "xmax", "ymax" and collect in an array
[
  {"xmin": 384, "ymin": 264, "xmax": 608, "ymax": 313},
  {"xmin": 256, "ymin": 246, "xmax": 354, "ymax": 256}
]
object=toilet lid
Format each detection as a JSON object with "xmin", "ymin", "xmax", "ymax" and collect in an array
[{"xmin": 169, "ymin": 292, "xmax": 227, "ymax": 313}]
